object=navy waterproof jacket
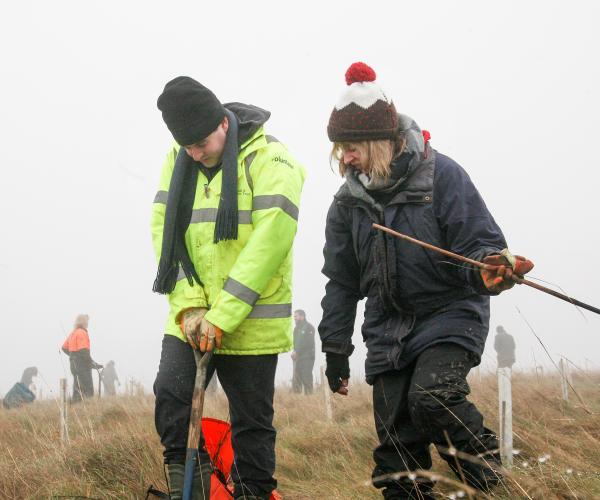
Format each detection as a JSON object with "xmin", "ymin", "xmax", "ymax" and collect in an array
[{"xmin": 318, "ymin": 129, "xmax": 508, "ymax": 379}]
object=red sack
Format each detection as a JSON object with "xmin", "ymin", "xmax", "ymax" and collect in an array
[{"xmin": 201, "ymin": 418, "xmax": 282, "ymax": 500}]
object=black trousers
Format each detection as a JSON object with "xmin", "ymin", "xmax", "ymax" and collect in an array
[
  {"xmin": 292, "ymin": 357, "xmax": 314, "ymax": 394},
  {"xmin": 72, "ymin": 369, "xmax": 94, "ymax": 402},
  {"xmin": 154, "ymin": 335, "xmax": 278, "ymax": 498},
  {"xmin": 372, "ymin": 343, "xmax": 500, "ymax": 499}
]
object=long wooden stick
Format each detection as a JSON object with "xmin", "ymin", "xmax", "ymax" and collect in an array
[
  {"xmin": 183, "ymin": 350, "xmax": 213, "ymax": 500},
  {"xmin": 372, "ymin": 223, "xmax": 600, "ymax": 315}
]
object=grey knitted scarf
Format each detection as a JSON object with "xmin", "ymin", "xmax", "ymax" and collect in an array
[{"xmin": 153, "ymin": 109, "xmax": 239, "ymax": 295}]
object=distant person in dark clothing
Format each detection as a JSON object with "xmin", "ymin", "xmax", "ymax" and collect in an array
[
  {"xmin": 61, "ymin": 314, "xmax": 102, "ymax": 402},
  {"xmin": 291, "ymin": 309, "xmax": 315, "ymax": 395},
  {"xmin": 494, "ymin": 325, "xmax": 516, "ymax": 369},
  {"xmin": 101, "ymin": 360, "xmax": 120, "ymax": 396},
  {"xmin": 2, "ymin": 367, "xmax": 38, "ymax": 409},
  {"xmin": 20, "ymin": 366, "xmax": 38, "ymax": 388}
]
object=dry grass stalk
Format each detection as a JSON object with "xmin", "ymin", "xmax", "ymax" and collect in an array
[{"xmin": 0, "ymin": 373, "xmax": 599, "ymax": 499}]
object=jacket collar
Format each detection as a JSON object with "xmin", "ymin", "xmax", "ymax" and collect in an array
[{"xmin": 334, "ymin": 112, "xmax": 435, "ymax": 209}]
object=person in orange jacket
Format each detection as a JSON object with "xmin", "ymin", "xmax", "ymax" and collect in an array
[{"xmin": 61, "ymin": 314, "xmax": 102, "ymax": 402}]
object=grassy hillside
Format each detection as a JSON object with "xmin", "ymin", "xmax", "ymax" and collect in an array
[{"xmin": 1, "ymin": 372, "xmax": 599, "ymax": 499}]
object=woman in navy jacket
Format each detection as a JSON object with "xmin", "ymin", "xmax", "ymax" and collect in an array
[{"xmin": 319, "ymin": 62, "xmax": 533, "ymax": 500}]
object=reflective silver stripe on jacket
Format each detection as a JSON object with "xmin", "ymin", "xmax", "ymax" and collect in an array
[
  {"xmin": 154, "ymin": 190, "xmax": 168, "ymax": 204},
  {"xmin": 253, "ymin": 194, "xmax": 299, "ymax": 221},
  {"xmin": 190, "ymin": 208, "xmax": 253, "ymax": 224},
  {"xmin": 243, "ymin": 135, "xmax": 278, "ymax": 192},
  {"xmin": 153, "ymin": 196, "xmax": 254, "ymax": 225},
  {"xmin": 244, "ymin": 151, "xmax": 257, "ymax": 192},
  {"xmin": 223, "ymin": 277, "xmax": 260, "ymax": 307},
  {"xmin": 156, "ymin": 198, "xmax": 297, "ymax": 222},
  {"xmin": 247, "ymin": 303, "xmax": 292, "ymax": 319}
]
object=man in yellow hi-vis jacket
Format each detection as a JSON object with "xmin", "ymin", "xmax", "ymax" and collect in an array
[{"xmin": 152, "ymin": 76, "xmax": 305, "ymax": 500}]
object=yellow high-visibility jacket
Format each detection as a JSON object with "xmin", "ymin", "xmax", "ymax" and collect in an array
[{"xmin": 151, "ymin": 122, "xmax": 306, "ymax": 355}]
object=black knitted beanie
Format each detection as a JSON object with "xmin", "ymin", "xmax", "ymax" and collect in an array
[{"xmin": 157, "ymin": 76, "xmax": 226, "ymax": 146}]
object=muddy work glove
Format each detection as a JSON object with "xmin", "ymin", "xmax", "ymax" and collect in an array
[
  {"xmin": 180, "ymin": 307, "xmax": 208, "ymax": 349},
  {"xmin": 481, "ymin": 249, "xmax": 534, "ymax": 293},
  {"xmin": 198, "ymin": 318, "xmax": 222, "ymax": 352},
  {"xmin": 325, "ymin": 352, "xmax": 350, "ymax": 395}
]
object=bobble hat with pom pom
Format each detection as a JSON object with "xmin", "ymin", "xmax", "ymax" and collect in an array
[{"xmin": 327, "ymin": 62, "xmax": 398, "ymax": 142}]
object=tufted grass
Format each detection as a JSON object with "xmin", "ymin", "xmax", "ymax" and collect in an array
[{"xmin": 1, "ymin": 371, "xmax": 599, "ymax": 499}]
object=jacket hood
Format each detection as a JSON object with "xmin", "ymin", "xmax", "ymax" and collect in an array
[{"xmin": 224, "ymin": 102, "xmax": 271, "ymax": 145}]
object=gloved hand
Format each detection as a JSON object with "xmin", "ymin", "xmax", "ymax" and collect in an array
[
  {"xmin": 92, "ymin": 362, "xmax": 103, "ymax": 370},
  {"xmin": 325, "ymin": 352, "xmax": 350, "ymax": 395},
  {"xmin": 180, "ymin": 307, "xmax": 208, "ymax": 349},
  {"xmin": 481, "ymin": 250, "xmax": 534, "ymax": 293},
  {"xmin": 198, "ymin": 318, "xmax": 222, "ymax": 352},
  {"xmin": 291, "ymin": 351, "xmax": 298, "ymax": 361}
]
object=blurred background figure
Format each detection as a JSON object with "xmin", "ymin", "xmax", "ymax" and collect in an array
[
  {"xmin": 20, "ymin": 366, "xmax": 38, "ymax": 388},
  {"xmin": 2, "ymin": 366, "xmax": 38, "ymax": 409},
  {"xmin": 291, "ymin": 309, "xmax": 316, "ymax": 395},
  {"xmin": 101, "ymin": 360, "xmax": 120, "ymax": 396},
  {"xmin": 61, "ymin": 314, "xmax": 102, "ymax": 402},
  {"xmin": 494, "ymin": 325, "xmax": 516, "ymax": 369}
]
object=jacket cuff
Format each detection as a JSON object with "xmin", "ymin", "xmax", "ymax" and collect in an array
[
  {"xmin": 321, "ymin": 341, "xmax": 355, "ymax": 356},
  {"xmin": 468, "ymin": 248, "xmax": 503, "ymax": 296}
]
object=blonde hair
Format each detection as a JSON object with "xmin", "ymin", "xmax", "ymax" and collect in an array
[
  {"xmin": 330, "ymin": 133, "xmax": 406, "ymax": 178},
  {"xmin": 74, "ymin": 314, "xmax": 89, "ymax": 329}
]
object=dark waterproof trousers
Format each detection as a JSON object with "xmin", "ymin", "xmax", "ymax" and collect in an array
[
  {"xmin": 154, "ymin": 335, "xmax": 278, "ymax": 499},
  {"xmin": 292, "ymin": 357, "xmax": 314, "ymax": 395},
  {"xmin": 371, "ymin": 343, "xmax": 501, "ymax": 499},
  {"xmin": 72, "ymin": 369, "xmax": 94, "ymax": 402}
]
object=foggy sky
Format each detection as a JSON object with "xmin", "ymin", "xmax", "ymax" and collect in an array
[{"xmin": 1, "ymin": 0, "xmax": 599, "ymax": 398}]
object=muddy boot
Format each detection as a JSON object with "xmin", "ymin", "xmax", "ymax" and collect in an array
[
  {"xmin": 441, "ymin": 428, "xmax": 503, "ymax": 492},
  {"xmin": 233, "ymin": 485, "xmax": 272, "ymax": 500},
  {"xmin": 199, "ymin": 461, "xmax": 212, "ymax": 499},
  {"xmin": 445, "ymin": 455, "xmax": 502, "ymax": 492},
  {"xmin": 380, "ymin": 479, "xmax": 435, "ymax": 500},
  {"xmin": 167, "ymin": 463, "xmax": 212, "ymax": 500}
]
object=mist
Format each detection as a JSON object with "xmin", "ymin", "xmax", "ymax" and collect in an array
[{"xmin": 1, "ymin": 0, "xmax": 599, "ymax": 399}]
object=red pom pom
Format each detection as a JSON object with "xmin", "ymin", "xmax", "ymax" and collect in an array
[
  {"xmin": 345, "ymin": 62, "xmax": 376, "ymax": 85},
  {"xmin": 422, "ymin": 130, "xmax": 431, "ymax": 143}
]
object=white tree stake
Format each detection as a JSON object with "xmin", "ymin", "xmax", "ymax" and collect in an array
[
  {"xmin": 320, "ymin": 364, "xmax": 333, "ymax": 422},
  {"xmin": 60, "ymin": 378, "xmax": 69, "ymax": 444},
  {"xmin": 497, "ymin": 367, "xmax": 513, "ymax": 469}
]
